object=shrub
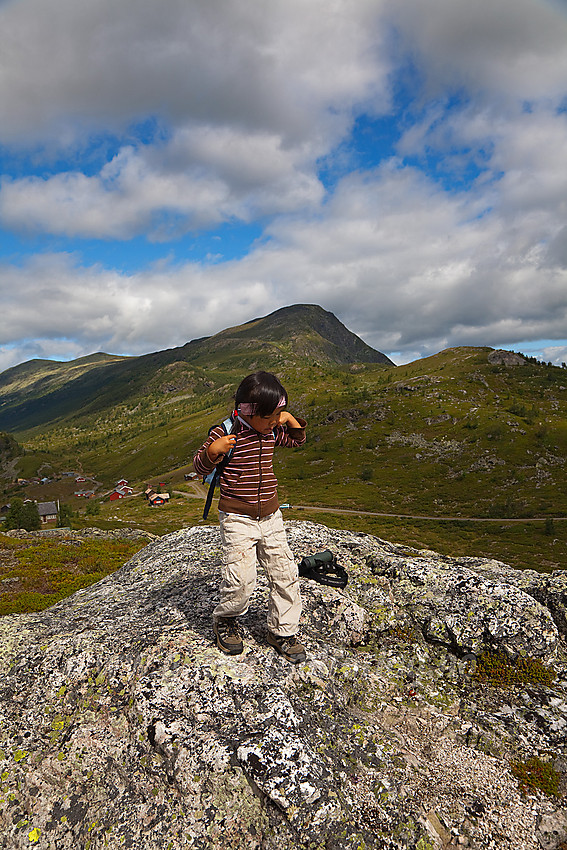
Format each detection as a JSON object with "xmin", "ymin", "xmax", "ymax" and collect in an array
[
  {"xmin": 57, "ymin": 503, "xmax": 75, "ymax": 528},
  {"xmin": 473, "ymin": 650, "xmax": 556, "ymax": 688},
  {"xmin": 511, "ymin": 757, "xmax": 560, "ymax": 797}
]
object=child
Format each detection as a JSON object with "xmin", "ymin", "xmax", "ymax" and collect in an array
[{"xmin": 193, "ymin": 371, "xmax": 307, "ymax": 663}]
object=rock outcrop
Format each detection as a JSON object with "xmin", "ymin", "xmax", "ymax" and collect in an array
[
  {"xmin": 488, "ymin": 350, "xmax": 527, "ymax": 367},
  {"xmin": 0, "ymin": 522, "xmax": 566, "ymax": 850}
]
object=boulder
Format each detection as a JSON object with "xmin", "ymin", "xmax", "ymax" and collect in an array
[
  {"xmin": 0, "ymin": 521, "xmax": 566, "ymax": 849},
  {"xmin": 488, "ymin": 350, "xmax": 527, "ymax": 366}
]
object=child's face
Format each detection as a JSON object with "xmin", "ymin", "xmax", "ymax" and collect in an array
[{"xmin": 244, "ymin": 408, "xmax": 284, "ymax": 434}]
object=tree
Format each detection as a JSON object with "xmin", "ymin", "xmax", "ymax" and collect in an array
[
  {"xmin": 21, "ymin": 501, "xmax": 41, "ymax": 531},
  {"xmin": 58, "ymin": 503, "xmax": 75, "ymax": 528},
  {"xmin": 4, "ymin": 498, "xmax": 24, "ymax": 530},
  {"xmin": 5, "ymin": 498, "xmax": 40, "ymax": 531}
]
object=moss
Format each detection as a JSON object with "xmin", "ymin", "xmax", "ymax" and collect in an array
[
  {"xmin": 473, "ymin": 650, "xmax": 556, "ymax": 688},
  {"xmin": 511, "ymin": 756, "xmax": 561, "ymax": 797}
]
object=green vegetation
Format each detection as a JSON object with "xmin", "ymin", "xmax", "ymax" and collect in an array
[
  {"xmin": 288, "ymin": 509, "xmax": 566, "ymax": 574},
  {"xmin": 3, "ymin": 498, "xmax": 40, "ymax": 532},
  {"xmin": 57, "ymin": 503, "xmax": 75, "ymax": 528},
  {"xmin": 0, "ymin": 431, "xmax": 21, "ymax": 458},
  {"xmin": 472, "ymin": 650, "xmax": 556, "ymax": 688},
  {"xmin": 71, "ymin": 492, "xmax": 205, "ymax": 536},
  {"xmin": 0, "ymin": 535, "xmax": 145, "ymax": 616},
  {"xmin": 510, "ymin": 756, "xmax": 561, "ymax": 797}
]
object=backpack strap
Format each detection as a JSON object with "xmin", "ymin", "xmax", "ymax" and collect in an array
[{"xmin": 202, "ymin": 415, "xmax": 238, "ymax": 520}]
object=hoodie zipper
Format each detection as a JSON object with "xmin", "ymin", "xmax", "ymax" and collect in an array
[{"xmin": 256, "ymin": 434, "xmax": 263, "ymax": 519}]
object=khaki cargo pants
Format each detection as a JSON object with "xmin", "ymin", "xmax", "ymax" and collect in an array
[{"xmin": 214, "ymin": 509, "xmax": 302, "ymax": 636}]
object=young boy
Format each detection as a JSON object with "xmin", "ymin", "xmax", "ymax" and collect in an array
[{"xmin": 193, "ymin": 371, "xmax": 307, "ymax": 663}]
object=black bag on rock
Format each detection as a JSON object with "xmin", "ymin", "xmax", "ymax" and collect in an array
[{"xmin": 298, "ymin": 550, "xmax": 348, "ymax": 588}]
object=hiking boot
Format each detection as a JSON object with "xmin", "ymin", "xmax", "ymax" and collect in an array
[
  {"xmin": 213, "ymin": 617, "xmax": 243, "ymax": 655},
  {"xmin": 267, "ymin": 631, "xmax": 306, "ymax": 664}
]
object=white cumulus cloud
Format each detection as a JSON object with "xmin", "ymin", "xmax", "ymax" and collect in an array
[{"xmin": 1, "ymin": 0, "xmax": 567, "ymax": 371}]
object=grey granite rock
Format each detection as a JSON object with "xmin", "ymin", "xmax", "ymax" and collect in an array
[
  {"xmin": 0, "ymin": 521, "xmax": 565, "ymax": 849},
  {"xmin": 488, "ymin": 350, "xmax": 527, "ymax": 366}
]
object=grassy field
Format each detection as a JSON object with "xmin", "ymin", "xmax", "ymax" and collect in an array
[
  {"xmin": 61, "ymin": 486, "xmax": 567, "ymax": 574},
  {"xmin": 288, "ymin": 508, "xmax": 567, "ymax": 573},
  {"xmin": 0, "ymin": 534, "xmax": 146, "ymax": 616}
]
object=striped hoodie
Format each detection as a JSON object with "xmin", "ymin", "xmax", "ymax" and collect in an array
[{"xmin": 193, "ymin": 416, "xmax": 307, "ymax": 519}]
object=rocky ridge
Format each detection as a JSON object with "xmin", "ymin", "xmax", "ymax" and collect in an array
[{"xmin": 0, "ymin": 522, "xmax": 566, "ymax": 849}]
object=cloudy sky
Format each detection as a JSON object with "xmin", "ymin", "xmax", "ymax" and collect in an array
[{"xmin": 1, "ymin": 0, "xmax": 567, "ymax": 371}]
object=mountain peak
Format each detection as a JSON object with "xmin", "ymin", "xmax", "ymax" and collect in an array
[{"xmin": 215, "ymin": 304, "xmax": 394, "ymax": 366}]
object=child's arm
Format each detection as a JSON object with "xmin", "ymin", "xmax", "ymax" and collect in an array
[
  {"xmin": 275, "ymin": 411, "xmax": 306, "ymax": 447},
  {"xmin": 193, "ymin": 427, "xmax": 236, "ymax": 476},
  {"xmin": 207, "ymin": 434, "xmax": 237, "ymax": 462},
  {"xmin": 279, "ymin": 411, "xmax": 302, "ymax": 429}
]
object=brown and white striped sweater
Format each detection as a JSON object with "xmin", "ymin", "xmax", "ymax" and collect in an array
[{"xmin": 193, "ymin": 416, "xmax": 307, "ymax": 519}]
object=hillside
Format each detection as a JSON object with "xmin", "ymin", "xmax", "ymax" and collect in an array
[
  {"xmin": 0, "ymin": 305, "xmax": 392, "ymax": 433},
  {"xmin": 1, "ymin": 308, "xmax": 567, "ymax": 573},
  {"xmin": 0, "ymin": 352, "xmax": 128, "ymax": 407},
  {"xmin": 9, "ymin": 346, "xmax": 567, "ymax": 520}
]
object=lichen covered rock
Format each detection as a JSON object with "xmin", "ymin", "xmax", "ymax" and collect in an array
[{"xmin": 0, "ymin": 522, "xmax": 565, "ymax": 849}]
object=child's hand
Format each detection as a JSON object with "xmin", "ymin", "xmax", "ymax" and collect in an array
[
  {"xmin": 278, "ymin": 411, "xmax": 301, "ymax": 429},
  {"xmin": 207, "ymin": 434, "xmax": 237, "ymax": 462}
]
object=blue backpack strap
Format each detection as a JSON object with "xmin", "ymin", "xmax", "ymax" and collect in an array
[
  {"xmin": 202, "ymin": 415, "xmax": 238, "ymax": 520},
  {"xmin": 203, "ymin": 417, "xmax": 234, "ymax": 484}
]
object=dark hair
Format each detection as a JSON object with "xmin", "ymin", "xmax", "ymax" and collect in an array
[{"xmin": 235, "ymin": 371, "xmax": 288, "ymax": 416}]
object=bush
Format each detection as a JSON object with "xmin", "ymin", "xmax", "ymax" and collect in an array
[{"xmin": 511, "ymin": 757, "xmax": 560, "ymax": 797}]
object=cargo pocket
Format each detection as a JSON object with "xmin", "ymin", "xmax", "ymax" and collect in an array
[
  {"xmin": 221, "ymin": 548, "xmax": 257, "ymax": 598},
  {"xmin": 222, "ymin": 549, "xmax": 247, "ymax": 581}
]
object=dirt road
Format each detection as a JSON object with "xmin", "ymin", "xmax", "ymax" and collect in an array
[{"xmin": 173, "ymin": 488, "xmax": 565, "ymax": 523}]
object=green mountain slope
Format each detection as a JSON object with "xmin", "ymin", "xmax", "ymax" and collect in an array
[
  {"xmin": 0, "ymin": 353, "xmax": 133, "ymax": 432},
  {"xmin": 0, "ymin": 305, "xmax": 392, "ymax": 434},
  {"xmin": 2, "ymin": 309, "xmax": 567, "ymax": 548},
  {"xmin": 273, "ymin": 346, "xmax": 567, "ymax": 521},
  {"xmin": 0, "ymin": 353, "xmax": 127, "ymax": 397},
  {"xmin": 196, "ymin": 304, "xmax": 393, "ymax": 366}
]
